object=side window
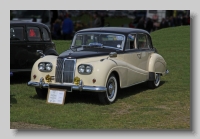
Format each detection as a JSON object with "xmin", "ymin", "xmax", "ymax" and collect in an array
[
  {"xmin": 125, "ymin": 34, "xmax": 135, "ymax": 50},
  {"xmin": 10, "ymin": 27, "xmax": 24, "ymax": 41},
  {"xmin": 42, "ymin": 28, "xmax": 50, "ymax": 41},
  {"xmin": 146, "ymin": 35, "xmax": 153, "ymax": 49},
  {"xmin": 27, "ymin": 27, "xmax": 41, "ymax": 41},
  {"xmin": 137, "ymin": 34, "xmax": 148, "ymax": 49}
]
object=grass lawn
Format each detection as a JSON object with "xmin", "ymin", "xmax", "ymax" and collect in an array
[{"xmin": 10, "ymin": 25, "xmax": 190, "ymax": 129}]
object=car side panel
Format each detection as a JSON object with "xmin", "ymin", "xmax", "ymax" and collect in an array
[{"xmin": 75, "ymin": 55, "xmax": 148, "ymax": 88}]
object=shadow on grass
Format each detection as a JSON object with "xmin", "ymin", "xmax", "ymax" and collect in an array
[
  {"xmin": 10, "ymin": 72, "xmax": 31, "ymax": 85},
  {"xmin": 29, "ymin": 81, "xmax": 166, "ymax": 105},
  {"xmin": 10, "ymin": 94, "xmax": 17, "ymax": 106},
  {"xmin": 118, "ymin": 81, "xmax": 166, "ymax": 100},
  {"xmin": 30, "ymin": 91, "xmax": 101, "ymax": 105}
]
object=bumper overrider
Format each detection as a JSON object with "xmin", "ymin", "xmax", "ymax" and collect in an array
[{"xmin": 27, "ymin": 77, "xmax": 107, "ymax": 93}]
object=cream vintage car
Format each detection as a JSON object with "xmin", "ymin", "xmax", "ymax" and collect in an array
[{"xmin": 27, "ymin": 27, "xmax": 169, "ymax": 104}]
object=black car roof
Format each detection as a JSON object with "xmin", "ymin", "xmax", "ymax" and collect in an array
[
  {"xmin": 76, "ymin": 27, "xmax": 150, "ymax": 35},
  {"xmin": 10, "ymin": 21, "xmax": 50, "ymax": 30}
]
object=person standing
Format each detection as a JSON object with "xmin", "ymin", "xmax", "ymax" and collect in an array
[
  {"xmin": 52, "ymin": 19, "xmax": 61, "ymax": 40},
  {"xmin": 62, "ymin": 13, "xmax": 74, "ymax": 40},
  {"xmin": 145, "ymin": 18, "xmax": 153, "ymax": 33},
  {"xmin": 93, "ymin": 12, "xmax": 101, "ymax": 27}
]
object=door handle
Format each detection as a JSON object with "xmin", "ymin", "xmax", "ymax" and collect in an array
[{"xmin": 137, "ymin": 53, "xmax": 141, "ymax": 59}]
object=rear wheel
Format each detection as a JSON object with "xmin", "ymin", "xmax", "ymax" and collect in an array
[
  {"xmin": 35, "ymin": 88, "xmax": 48, "ymax": 99},
  {"xmin": 98, "ymin": 74, "xmax": 118, "ymax": 105},
  {"xmin": 148, "ymin": 73, "xmax": 161, "ymax": 89}
]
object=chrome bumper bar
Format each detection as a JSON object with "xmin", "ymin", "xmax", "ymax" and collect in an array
[{"xmin": 27, "ymin": 78, "xmax": 107, "ymax": 93}]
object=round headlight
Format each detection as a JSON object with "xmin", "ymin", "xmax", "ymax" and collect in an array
[
  {"xmin": 38, "ymin": 63, "xmax": 45, "ymax": 71},
  {"xmin": 78, "ymin": 65, "xmax": 85, "ymax": 73},
  {"xmin": 86, "ymin": 66, "xmax": 92, "ymax": 73},
  {"xmin": 46, "ymin": 63, "xmax": 52, "ymax": 71}
]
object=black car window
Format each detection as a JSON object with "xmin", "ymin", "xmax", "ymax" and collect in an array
[
  {"xmin": 10, "ymin": 27, "xmax": 24, "ymax": 41},
  {"xmin": 137, "ymin": 34, "xmax": 148, "ymax": 49},
  {"xmin": 42, "ymin": 28, "xmax": 50, "ymax": 41},
  {"xmin": 27, "ymin": 27, "xmax": 41, "ymax": 41}
]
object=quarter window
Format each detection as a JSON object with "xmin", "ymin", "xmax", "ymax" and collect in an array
[
  {"xmin": 42, "ymin": 28, "xmax": 50, "ymax": 41},
  {"xmin": 27, "ymin": 27, "xmax": 41, "ymax": 41},
  {"xmin": 137, "ymin": 34, "xmax": 148, "ymax": 49},
  {"xmin": 10, "ymin": 27, "xmax": 24, "ymax": 41},
  {"xmin": 146, "ymin": 35, "xmax": 153, "ymax": 48}
]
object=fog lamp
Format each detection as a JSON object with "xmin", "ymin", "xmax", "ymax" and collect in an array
[
  {"xmin": 74, "ymin": 76, "xmax": 80, "ymax": 85},
  {"xmin": 45, "ymin": 74, "xmax": 52, "ymax": 82}
]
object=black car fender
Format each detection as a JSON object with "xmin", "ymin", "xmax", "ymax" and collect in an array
[{"xmin": 44, "ymin": 48, "xmax": 58, "ymax": 56}]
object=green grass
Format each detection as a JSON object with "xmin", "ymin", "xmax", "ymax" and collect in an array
[{"xmin": 10, "ymin": 25, "xmax": 190, "ymax": 129}]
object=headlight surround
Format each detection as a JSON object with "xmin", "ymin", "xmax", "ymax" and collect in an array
[
  {"xmin": 38, "ymin": 62, "xmax": 53, "ymax": 72},
  {"xmin": 78, "ymin": 64, "xmax": 93, "ymax": 74}
]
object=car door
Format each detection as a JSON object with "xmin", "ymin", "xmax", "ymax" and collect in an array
[
  {"xmin": 123, "ymin": 34, "xmax": 148, "ymax": 86},
  {"xmin": 10, "ymin": 24, "xmax": 28, "ymax": 71},
  {"xmin": 137, "ymin": 33, "xmax": 154, "ymax": 71}
]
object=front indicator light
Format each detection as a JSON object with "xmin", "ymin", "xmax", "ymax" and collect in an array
[
  {"xmin": 74, "ymin": 76, "xmax": 80, "ymax": 85},
  {"xmin": 33, "ymin": 75, "xmax": 37, "ymax": 79},
  {"xmin": 92, "ymin": 79, "xmax": 96, "ymax": 83},
  {"xmin": 45, "ymin": 74, "xmax": 52, "ymax": 82}
]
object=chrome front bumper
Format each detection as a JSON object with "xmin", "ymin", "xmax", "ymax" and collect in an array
[{"xmin": 27, "ymin": 78, "xmax": 107, "ymax": 93}]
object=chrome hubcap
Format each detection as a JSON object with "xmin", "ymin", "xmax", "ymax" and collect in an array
[
  {"xmin": 107, "ymin": 79, "xmax": 115, "ymax": 99},
  {"xmin": 154, "ymin": 74, "xmax": 160, "ymax": 86}
]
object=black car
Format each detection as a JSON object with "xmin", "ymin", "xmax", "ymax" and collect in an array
[{"xmin": 10, "ymin": 21, "xmax": 58, "ymax": 74}]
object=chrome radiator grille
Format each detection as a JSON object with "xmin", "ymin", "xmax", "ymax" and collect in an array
[{"xmin": 55, "ymin": 58, "xmax": 76, "ymax": 83}]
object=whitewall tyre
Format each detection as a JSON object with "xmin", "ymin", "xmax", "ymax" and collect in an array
[
  {"xmin": 148, "ymin": 73, "xmax": 161, "ymax": 89},
  {"xmin": 98, "ymin": 74, "xmax": 118, "ymax": 105}
]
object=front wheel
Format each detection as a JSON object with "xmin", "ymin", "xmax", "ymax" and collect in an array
[
  {"xmin": 98, "ymin": 74, "xmax": 118, "ymax": 105},
  {"xmin": 148, "ymin": 73, "xmax": 161, "ymax": 89},
  {"xmin": 35, "ymin": 88, "xmax": 48, "ymax": 99}
]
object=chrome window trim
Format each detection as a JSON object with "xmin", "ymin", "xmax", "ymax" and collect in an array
[{"xmin": 125, "ymin": 33, "xmax": 136, "ymax": 51}]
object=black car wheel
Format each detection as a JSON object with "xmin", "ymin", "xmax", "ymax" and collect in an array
[{"xmin": 148, "ymin": 73, "xmax": 161, "ymax": 89}]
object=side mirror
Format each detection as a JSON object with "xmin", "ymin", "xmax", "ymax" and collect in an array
[
  {"xmin": 109, "ymin": 52, "xmax": 117, "ymax": 58},
  {"xmin": 37, "ymin": 50, "xmax": 45, "ymax": 58}
]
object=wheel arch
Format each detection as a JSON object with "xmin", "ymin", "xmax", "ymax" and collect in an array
[
  {"xmin": 44, "ymin": 48, "xmax": 58, "ymax": 56},
  {"xmin": 148, "ymin": 53, "xmax": 167, "ymax": 76},
  {"xmin": 106, "ymin": 70, "xmax": 120, "ymax": 89}
]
